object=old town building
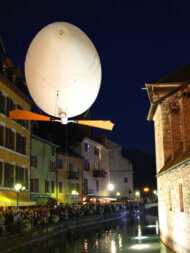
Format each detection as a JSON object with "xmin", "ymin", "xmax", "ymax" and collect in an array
[
  {"xmin": 31, "ymin": 134, "xmax": 60, "ymax": 205},
  {"xmin": 104, "ymin": 138, "xmax": 134, "ymax": 199},
  {"xmin": 146, "ymin": 63, "xmax": 190, "ymax": 253},
  {"xmin": 0, "ymin": 58, "xmax": 35, "ymax": 207},
  {"xmin": 72, "ymin": 137, "xmax": 111, "ymax": 199},
  {"xmin": 57, "ymin": 152, "xmax": 83, "ymax": 204}
]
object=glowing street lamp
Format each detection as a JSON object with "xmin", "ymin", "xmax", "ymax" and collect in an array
[
  {"xmin": 143, "ymin": 187, "xmax": 150, "ymax": 193},
  {"xmin": 15, "ymin": 184, "xmax": 25, "ymax": 213},
  {"xmin": 71, "ymin": 190, "xmax": 79, "ymax": 204},
  {"xmin": 153, "ymin": 190, "xmax": 157, "ymax": 195},
  {"xmin": 116, "ymin": 192, "xmax": 120, "ymax": 196},
  {"xmin": 135, "ymin": 191, "xmax": 140, "ymax": 200},
  {"xmin": 71, "ymin": 190, "xmax": 77, "ymax": 195},
  {"xmin": 15, "ymin": 184, "xmax": 22, "ymax": 191},
  {"xmin": 108, "ymin": 183, "xmax": 114, "ymax": 191}
]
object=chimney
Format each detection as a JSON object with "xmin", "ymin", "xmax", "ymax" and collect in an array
[{"xmin": 100, "ymin": 131, "xmax": 105, "ymax": 144}]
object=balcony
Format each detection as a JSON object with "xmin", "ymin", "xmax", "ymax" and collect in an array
[
  {"xmin": 67, "ymin": 171, "xmax": 79, "ymax": 179},
  {"xmin": 93, "ymin": 169, "xmax": 106, "ymax": 178}
]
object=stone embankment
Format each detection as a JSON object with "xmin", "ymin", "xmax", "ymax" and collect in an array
[{"xmin": 0, "ymin": 212, "xmax": 126, "ymax": 253}]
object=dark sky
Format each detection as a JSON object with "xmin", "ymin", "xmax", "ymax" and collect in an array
[{"xmin": 1, "ymin": 0, "xmax": 190, "ymax": 154}]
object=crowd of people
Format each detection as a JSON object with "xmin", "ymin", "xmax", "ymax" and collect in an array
[{"xmin": 0, "ymin": 203, "xmax": 128, "ymax": 235}]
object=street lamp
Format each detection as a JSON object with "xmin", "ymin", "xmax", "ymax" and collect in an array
[
  {"xmin": 116, "ymin": 192, "xmax": 120, "ymax": 196},
  {"xmin": 71, "ymin": 190, "xmax": 79, "ymax": 204},
  {"xmin": 143, "ymin": 187, "xmax": 150, "ymax": 193},
  {"xmin": 108, "ymin": 183, "xmax": 114, "ymax": 191},
  {"xmin": 135, "ymin": 191, "xmax": 140, "ymax": 200},
  {"xmin": 15, "ymin": 183, "xmax": 25, "ymax": 213}
]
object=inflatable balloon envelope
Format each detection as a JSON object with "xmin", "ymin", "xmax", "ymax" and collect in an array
[{"xmin": 25, "ymin": 22, "xmax": 101, "ymax": 118}]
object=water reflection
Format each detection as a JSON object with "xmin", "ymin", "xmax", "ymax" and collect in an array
[{"xmin": 17, "ymin": 214, "xmax": 173, "ymax": 253}]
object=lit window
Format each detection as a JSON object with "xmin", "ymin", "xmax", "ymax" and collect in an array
[
  {"xmin": 94, "ymin": 162, "xmax": 100, "ymax": 170},
  {"xmin": 84, "ymin": 143, "xmax": 90, "ymax": 152},
  {"xmin": 84, "ymin": 159, "xmax": 90, "ymax": 171}
]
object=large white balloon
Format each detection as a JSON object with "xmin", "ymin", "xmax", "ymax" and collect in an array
[{"xmin": 25, "ymin": 22, "xmax": 101, "ymax": 118}]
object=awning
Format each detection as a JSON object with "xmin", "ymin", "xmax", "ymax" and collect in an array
[{"xmin": 0, "ymin": 190, "xmax": 36, "ymax": 207}]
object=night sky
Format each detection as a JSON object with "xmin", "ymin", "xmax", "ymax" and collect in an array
[{"xmin": 1, "ymin": 0, "xmax": 190, "ymax": 154}]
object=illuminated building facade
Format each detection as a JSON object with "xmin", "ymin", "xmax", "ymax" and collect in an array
[
  {"xmin": 146, "ymin": 63, "xmax": 190, "ymax": 252},
  {"xmin": 104, "ymin": 138, "xmax": 134, "ymax": 199},
  {"xmin": 0, "ymin": 58, "xmax": 34, "ymax": 207},
  {"xmin": 57, "ymin": 152, "xmax": 83, "ymax": 204},
  {"xmin": 72, "ymin": 137, "xmax": 110, "ymax": 197},
  {"xmin": 31, "ymin": 134, "xmax": 60, "ymax": 205}
]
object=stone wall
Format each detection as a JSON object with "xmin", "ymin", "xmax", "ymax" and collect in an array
[
  {"xmin": 158, "ymin": 162, "xmax": 190, "ymax": 252},
  {"xmin": 150, "ymin": 84, "xmax": 190, "ymax": 252}
]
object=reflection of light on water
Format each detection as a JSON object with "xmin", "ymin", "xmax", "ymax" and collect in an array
[
  {"xmin": 111, "ymin": 240, "xmax": 116, "ymax": 253},
  {"xmin": 95, "ymin": 238, "xmax": 99, "ymax": 247},
  {"xmin": 146, "ymin": 224, "xmax": 156, "ymax": 228},
  {"xmin": 118, "ymin": 234, "xmax": 122, "ymax": 248},
  {"xmin": 138, "ymin": 225, "xmax": 142, "ymax": 237},
  {"xmin": 130, "ymin": 244, "xmax": 150, "ymax": 250},
  {"xmin": 156, "ymin": 220, "xmax": 159, "ymax": 235},
  {"xmin": 84, "ymin": 239, "xmax": 88, "ymax": 252},
  {"xmin": 133, "ymin": 236, "xmax": 149, "ymax": 240}
]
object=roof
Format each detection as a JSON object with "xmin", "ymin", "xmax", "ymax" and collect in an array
[
  {"xmin": 32, "ymin": 134, "xmax": 61, "ymax": 148},
  {"xmin": 0, "ymin": 73, "xmax": 34, "ymax": 106},
  {"xmin": 158, "ymin": 146, "xmax": 190, "ymax": 175},
  {"xmin": 146, "ymin": 82, "xmax": 189, "ymax": 121},
  {"xmin": 83, "ymin": 136, "xmax": 112, "ymax": 151},
  {"xmin": 151, "ymin": 63, "xmax": 190, "ymax": 84},
  {"xmin": 58, "ymin": 151, "xmax": 84, "ymax": 159},
  {"xmin": 146, "ymin": 63, "xmax": 190, "ymax": 121}
]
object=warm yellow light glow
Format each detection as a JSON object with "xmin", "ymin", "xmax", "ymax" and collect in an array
[
  {"xmin": 111, "ymin": 240, "xmax": 116, "ymax": 253},
  {"xmin": 133, "ymin": 236, "xmax": 149, "ymax": 240},
  {"xmin": 15, "ymin": 184, "xmax": 22, "ymax": 191},
  {"xmin": 108, "ymin": 184, "xmax": 114, "ymax": 191},
  {"xmin": 71, "ymin": 190, "xmax": 77, "ymax": 195},
  {"xmin": 130, "ymin": 244, "xmax": 150, "ymax": 250},
  {"xmin": 83, "ymin": 197, "xmax": 86, "ymax": 201},
  {"xmin": 116, "ymin": 192, "xmax": 120, "ymax": 196},
  {"xmin": 138, "ymin": 225, "xmax": 142, "ymax": 237},
  {"xmin": 25, "ymin": 22, "xmax": 101, "ymax": 119},
  {"xmin": 135, "ymin": 191, "xmax": 140, "ymax": 196},
  {"xmin": 143, "ymin": 187, "xmax": 150, "ymax": 192}
]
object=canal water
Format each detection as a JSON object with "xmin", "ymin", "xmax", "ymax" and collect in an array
[{"xmin": 16, "ymin": 214, "xmax": 173, "ymax": 253}]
